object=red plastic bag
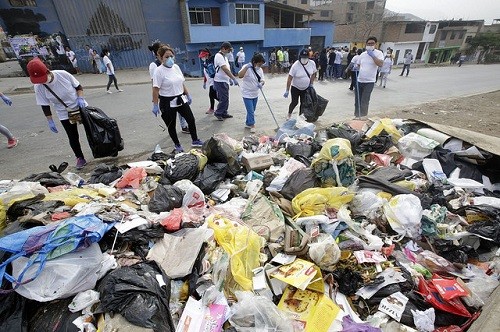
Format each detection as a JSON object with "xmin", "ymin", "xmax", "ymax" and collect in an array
[
  {"xmin": 116, "ymin": 167, "xmax": 147, "ymax": 189},
  {"xmin": 160, "ymin": 208, "xmax": 183, "ymax": 232},
  {"xmin": 417, "ymin": 276, "xmax": 471, "ymax": 318}
]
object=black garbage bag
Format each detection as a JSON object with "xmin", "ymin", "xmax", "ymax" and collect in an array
[
  {"xmin": 88, "ymin": 163, "xmax": 122, "ymax": 185},
  {"xmin": 0, "ymin": 292, "xmax": 28, "ymax": 332},
  {"xmin": 286, "ymin": 141, "xmax": 313, "ymax": 158},
  {"xmin": 6, "ymin": 194, "xmax": 64, "ymax": 222},
  {"xmin": 300, "ymin": 86, "xmax": 329, "ymax": 123},
  {"xmin": 202, "ymin": 137, "xmax": 241, "ymax": 176},
  {"xmin": 327, "ymin": 123, "xmax": 362, "ymax": 149},
  {"xmin": 21, "ymin": 172, "xmax": 69, "ymax": 187},
  {"xmin": 280, "ymin": 168, "xmax": 320, "ymax": 201},
  {"xmin": 80, "ymin": 106, "xmax": 124, "ymax": 158},
  {"xmin": 148, "ymin": 185, "xmax": 184, "ymax": 213},
  {"xmin": 193, "ymin": 163, "xmax": 227, "ymax": 194},
  {"xmin": 433, "ymin": 239, "xmax": 478, "ymax": 264},
  {"xmin": 355, "ymin": 135, "xmax": 394, "ymax": 154},
  {"xmin": 27, "ymin": 297, "xmax": 82, "ymax": 332},
  {"xmin": 163, "ymin": 153, "xmax": 200, "ymax": 183},
  {"xmin": 96, "ymin": 261, "xmax": 174, "ymax": 332},
  {"xmin": 332, "ymin": 268, "xmax": 363, "ymax": 296}
]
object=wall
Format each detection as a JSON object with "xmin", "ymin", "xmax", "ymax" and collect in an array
[{"xmin": 308, "ymin": 21, "xmax": 334, "ymax": 47}]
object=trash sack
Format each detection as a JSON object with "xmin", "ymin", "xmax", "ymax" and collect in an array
[
  {"xmin": 292, "ymin": 187, "xmax": 354, "ymax": 218},
  {"xmin": 241, "ymin": 194, "xmax": 285, "ymax": 244},
  {"xmin": 280, "ymin": 168, "xmax": 320, "ymax": 201},
  {"xmin": 308, "ymin": 233, "xmax": 340, "ymax": 272},
  {"xmin": 286, "ymin": 141, "xmax": 313, "ymax": 158},
  {"xmin": 68, "ymin": 289, "xmax": 100, "ymax": 313},
  {"xmin": 202, "ymin": 137, "xmax": 241, "ymax": 176},
  {"xmin": 6, "ymin": 193, "xmax": 64, "ymax": 222},
  {"xmin": 116, "ymin": 167, "xmax": 147, "ymax": 189},
  {"xmin": 96, "ymin": 261, "xmax": 175, "ymax": 332},
  {"xmin": 27, "ymin": 297, "xmax": 83, "ymax": 332},
  {"xmin": 356, "ymin": 135, "xmax": 394, "ymax": 154},
  {"xmin": 275, "ymin": 118, "xmax": 315, "ymax": 143},
  {"xmin": 417, "ymin": 276, "xmax": 471, "ymax": 318},
  {"xmin": 148, "ymin": 184, "xmax": 184, "ymax": 213},
  {"xmin": 327, "ymin": 123, "xmax": 363, "ymax": 149},
  {"xmin": 21, "ymin": 172, "xmax": 69, "ymax": 187},
  {"xmin": 0, "ymin": 292, "xmax": 28, "ymax": 332},
  {"xmin": 332, "ymin": 268, "xmax": 364, "ymax": 296},
  {"xmin": 163, "ymin": 153, "xmax": 200, "ymax": 183},
  {"xmin": 88, "ymin": 163, "xmax": 122, "ymax": 185},
  {"xmin": 383, "ymin": 194, "xmax": 422, "ymax": 239},
  {"xmin": 433, "ymin": 239, "xmax": 478, "ymax": 264},
  {"xmin": 193, "ymin": 163, "xmax": 227, "ymax": 194},
  {"xmin": 80, "ymin": 106, "xmax": 124, "ymax": 158},
  {"xmin": 300, "ymin": 86, "xmax": 328, "ymax": 123},
  {"xmin": 159, "ymin": 208, "xmax": 183, "ymax": 232},
  {"xmin": 397, "ymin": 132, "xmax": 439, "ymax": 161},
  {"xmin": 207, "ymin": 215, "xmax": 263, "ymax": 291},
  {"xmin": 228, "ymin": 291, "xmax": 293, "ymax": 332},
  {"xmin": 311, "ymin": 138, "xmax": 356, "ymax": 187}
]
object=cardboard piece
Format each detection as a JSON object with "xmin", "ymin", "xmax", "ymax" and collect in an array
[
  {"xmin": 269, "ymin": 258, "xmax": 323, "ymax": 292},
  {"xmin": 241, "ymin": 153, "xmax": 274, "ymax": 172},
  {"xmin": 378, "ymin": 291, "xmax": 408, "ymax": 322}
]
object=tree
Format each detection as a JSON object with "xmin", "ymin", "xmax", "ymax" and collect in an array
[{"xmin": 468, "ymin": 32, "xmax": 500, "ymax": 63}]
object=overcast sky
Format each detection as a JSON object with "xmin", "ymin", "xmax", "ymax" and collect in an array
[{"xmin": 385, "ymin": 0, "xmax": 500, "ymax": 24}]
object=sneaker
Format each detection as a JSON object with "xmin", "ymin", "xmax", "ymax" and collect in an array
[
  {"xmin": 286, "ymin": 113, "xmax": 292, "ymax": 120},
  {"xmin": 174, "ymin": 144, "xmax": 184, "ymax": 153},
  {"xmin": 250, "ymin": 127, "xmax": 256, "ymax": 133},
  {"xmin": 7, "ymin": 138, "xmax": 18, "ymax": 149},
  {"xmin": 214, "ymin": 114, "xmax": 224, "ymax": 121},
  {"xmin": 107, "ymin": 90, "xmax": 112, "ymax": 94},
  {"xmin": 221, "ymin": 114, "xmax": 233, "ymax": 119},
  {"xmin": 76, "ymin": 157, "xmax": 87, "ymax": 170},
  {"xmin": 205, "ymin": 108, "xmax": 214, "ymax": 114},
  {"xmin": 181, "ymin": 127, "xmax": 190, "ymax": 134},
  {"xmin": 191, "ymin": 139, "xmax": 204, "ymax": 148},
  {"xmin": 117, "ymin": 89, "xmax": 124, "ymax": 92}
]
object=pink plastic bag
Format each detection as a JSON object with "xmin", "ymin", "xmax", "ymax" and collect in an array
[
  {"xmin": 116, "ymin": 167, "xmax": 147, "ymax": 189},
  {"xmin": 160, "ymin": 208, "xmax": 183, "ymax": 232}
]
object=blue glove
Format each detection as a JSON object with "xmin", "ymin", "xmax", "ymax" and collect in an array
[
  {"xmin": 76, "ymin": 97, "xmax": 86, "ymax": 109},
  {"xmin": 229, "ymin": 80, "xmax": 234, "ymax": 86},
  {"xmin": 1, "ymin": 95, "xmax": 12, "ymax": 106},
  {"xmin": 47, "ymin": 119, "xmax": 58, "ymax": 133},
  {"xmin": 257, "ymin": 83, "xmax": 263, "ymax": 89},
  {"xmin": 283, "ymin": 90, "xmax": 289, "ymax": 98},
  {"xmin": 367, "ymin": 50, "xmax": 375, "ymax": 57},
  {"xmin": 152, "ymin": 104, "xmax": 160, "ymax": 117},
  {"xmin": 186, "ymin": 94, "xmax": 192, "ymax": 105},
  {"xmin": 203, "ymin": 82, "xmax": 206, "ymax": 90},
  {"xmin": 233, "ymin": 79, "xmax": 239, "ymax": 86}
]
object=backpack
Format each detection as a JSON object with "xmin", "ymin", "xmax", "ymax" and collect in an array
[{"xmin": 204, "ymin": 55, "xmax": 217, "ymax": 78}]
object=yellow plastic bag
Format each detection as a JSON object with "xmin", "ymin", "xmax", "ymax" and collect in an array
[
  {"xmin": 364, "ymin": 118, "xmax": 402, "ymax": 143},
  {"xmin": 43, "ymin": 188, "xmax": 100, "ymax": 206},
  {"xmin": 207, "ymin": 214, "xmax": 263, "ymax": 291},
  {"xmin": 292, "ymin": 187, "xmax": 354, "ymax": 218},
  {"xmin": 312, "ymin": 138, "xmax": 353, "ymax": 165},
  {"xmin": 0, "ymin": 199, "xmax": 6, "ymax": 231}
]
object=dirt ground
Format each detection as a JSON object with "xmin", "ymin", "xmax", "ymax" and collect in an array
[{"xmin": 383, "ymin": 90, "xmax": 500, "ymax": 138}]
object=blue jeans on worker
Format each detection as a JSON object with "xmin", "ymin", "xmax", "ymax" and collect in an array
[
  {"xmin": 334, "ymin": 64, "xmax": 342, "ymax": 78},
  {"xmin": 214, "ymin": 81, "xmax": 230, "ymax": 117},
  {"xmin": 243, "ymin": 97, "xmax": 258, "ymax": 126},
  {"xmin": 354, "ymin": 82, "xmax": 374, "ymax": 118}
]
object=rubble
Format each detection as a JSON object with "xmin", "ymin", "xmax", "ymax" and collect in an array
[{"xmin": 0, "ymin": 117, "xmax": 499, "ymax": 331}]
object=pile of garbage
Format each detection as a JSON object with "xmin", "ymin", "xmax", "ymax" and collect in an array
[{"xmin": 1, "ymin": 117, "xmax": 499, "ymax": 332}]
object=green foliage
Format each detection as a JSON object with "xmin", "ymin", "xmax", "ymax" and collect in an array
[
  {"xmin": 484, "ymin": 53, "xmax": 500, "ymax": 63},
  {"xmin": 468, "ymin": 32, "xmax": 500, "ymax": 49}
]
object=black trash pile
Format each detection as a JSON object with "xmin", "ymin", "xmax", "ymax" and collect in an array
[{"xmin": 1, "ymin": 118, "xmax": 499, "ymax": 332}]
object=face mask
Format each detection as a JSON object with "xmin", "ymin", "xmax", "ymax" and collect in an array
[
  {"xmin": 365, "ymin": 46, "xmax": 375, "ymax": 52},
  {"xmin": 164, "ymin": 56, "xmax": 174, "ymax": 67},
  {"xmin": 300, "ymin": 58, "xmax": 308, "ymax": 65},
  {"xmin": 107, "ymin": 52, "xmax": 111, "ymax": 56}
]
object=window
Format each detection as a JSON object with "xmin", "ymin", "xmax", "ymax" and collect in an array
[
  {"xmin": 366, "ymin": 1, "xmax": 374, "ymax": 10},
  {"xmin": 236, "ymin": 4, "xmax": 259, "ymax": 24},
  {"xmin": 320, "ymin": 10, "xmax": 329, "ymax": 17},
  {"xmin": 9, "ymin": 0, "xmax": 36, "ymax": 6},
  {"xmin": 450, "ymin": 31, "xmax": 456, "ymax": 39},
  {"xmin": 440, "ymin": 31, "xmax": 447, "ymax": 40},
  {"xmin": 404, "ymin": 23, "xmax": 425, "ymax": 34},
  {"xmin": 189, "ymin": 7, "xmax": 212, "ymax": 25},
  {"xmin": 301, "ymin": 0, "xmax": 308, "ymax": 4},
  {"xmin": 428, "ymin": 24, "xmax": 437, "ymax": 34},
  {"xmin": 458, "ymin": 31, "xmax": 465, "ymax": 39},
  {"xmin": 465, "ymin": 35, "xmax": 472, "ymax": 43},
  {"xmin": 346, "ymin": 13, "xmax": 353, "ymax": 22},
  {"xmin": 349, "ymin": 3, "xmax": 355, "ymax": 11}
]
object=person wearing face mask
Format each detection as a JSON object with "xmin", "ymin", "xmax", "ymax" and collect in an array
[
  {"xmin": 352, "ymin": 36, "xmax": 384, "ymax": 119},
  {"xmin": 27, "ymin": 57, "xmax": 89, "ymax": 169},
  {"xmin": 199, "ymin": 49, "xmax": 218, "ymax": 114},
  {"xmin": 152, "ymin": 45, "xmax": 203, "ymax": 153},
  {"xmin": 283, "ymin": 48, "xmax": 317, "ymax": 119},
  {"xmin": 213, "ymin": 42, "xmax": 239, "ymax": 121},
  {"xmin": 101, "ymin": 49, "xmax": 123, "ymax": 94},
  {"xmin": 379, "ymin": 53, "xmax": 393, "ymax": 88},
  {"xmin": 238, "ymin": 53, "xmax": 265, "ymax": 133}
]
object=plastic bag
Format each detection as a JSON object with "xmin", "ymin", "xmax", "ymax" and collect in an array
[
  {"xmin": 228, "ymin": 291, "xmax": 293, "ymax": 331},
  {"xmin": 163, "ymin": 153, "xmax": 200, "ymax": 183},
  {"xmin": 275, "ymin": 118, "xmax": 316, "ymax": 143},
  {"xmin": 292, "ymin": 187, "xmax": 354, "ymax": 218},
  {"xmin": 207, "ymin": 215, "xmax": 263, "ymax": 291},
  {"xmin": 280, "ymin": 168, "xmax": 319, "ymax": 201},
  {"xmin": 88, "ymin": 163, "xmax": 122, "ymax": 185},
  {"xmin": 202, "ymin": 137, "xmax": 241, "ymax": 176},
  {"xmin": 412, "ymin": 308, "xmax": 435, "ymax": 332},
  {"xmin": 349, "ymin": 190, "xmax": 386, "ymax": 220},
  {"xmin": 397, "ymin": 132, "xmax": 439, "ymax": 160},
  {"xmin": 241, "ymin": 194, "xmax": 285, "ymax": 244},
  {"xmin": 116, "ymin": 167, "xmax": 147, "ymax": 189},
  {"xmin": 308, "ymin": 233, "xmax": 340, "ymax": 271},
  {"xmin": 383, "ymin": 194, "xmax": 422, "ymax": 239},
  {"xmin": 326, "ymin": 123, "xmax": 363, "ymax": 149},
  {"xmin": 159, "ymin": 208, "xmax": 183, "ymax": 232},
  {"xmin": 311, "ymin": 138, "xmax": 356, "ymax": 187},
  {"xmin": 68, "ymin": 289, "xmax": 100, "ymax": 313},
  {"xmin": 181, "ymin": 182, "xmax": 205, "ymax": 210},
  {"xmin": 148, "ymin": 184, "xmax": 184, "ymax": 213},
  {"xmin": 193, "ymin": 163, "xmax": 227, "ymax": 194}
]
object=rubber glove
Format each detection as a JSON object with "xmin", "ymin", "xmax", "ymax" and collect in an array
[
  {"xmin": 1, "ymin": 95, "xmax": 12, "ymax": 106},
  {"xmin": 257, "ymin": 83, "xmax": 263, "ymax": 89},
  {"xmin": 186, "ymin": 94, "xmax": 192, "ymax": 105},
  {"xmin": 229, "ymin": 80, "xmax": 234, "ymax": 86},
  {"xmin": 47, "ymin": 119, "xmax": 58, "ymax": 133},
  {"xmin": 76, "ymin": 97, "xmax": 86, "ymax": 109},
  {"xmin": 367, "ymin": 50, "xmax": 375, "ymax": 57},
  {"xmin": 152, "ymin": 104, "xmax": 160, "ymax": 117},
  {"xmin": 233, "ymin": 79, "xmax": 239, "ymax": 86},
  {"xmin": 203, "ymin": 82, "xmax": 206, "ymax": 89},
  {"xmin": 283, "ymin": 90, "xmax": 289, "ymax": 98}
]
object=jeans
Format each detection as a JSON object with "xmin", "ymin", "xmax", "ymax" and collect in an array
[
  {"xmin": 354, "ymin": 82, "xmax": 374, "ymax": 118},
  {"xmin": 243, "ymin": 97, "xmax": 258, "ymax": 126},
  {"xmin": 327, "ymin": 64, "xmax": 334, "ymax": 78},
  {"xmin": 159, "ymin": 96, "xmax": 198, "ymax": 146},
  {"xmin": 0, "ymin": 123, "xmax": 14, "ymax": 140},
  {"xmin": 401, "ymin": 64, "xmax": 410, "ymax": 76},
  {"xmin": 334, "ymin": 64, "xmax": 342, "ymax": 78},
  {"xmin": 106, "ymin": 74, "xmax": 119, "ymax": 90},
  {"xmin": 214, "ymin": 81, "xmax": 230, "ymax": 116},
  {"xmin": 60, "ymin": 119, "xmax": 84, "ymax": 158}
]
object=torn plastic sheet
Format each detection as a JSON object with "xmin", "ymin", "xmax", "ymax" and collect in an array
[{"xmin": 356, "ymin": 268, "xmax": 407, "ymax": 299}]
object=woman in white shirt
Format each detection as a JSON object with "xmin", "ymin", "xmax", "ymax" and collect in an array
[
  {"xmin": 379, "ymin": 54, "xmax": 393, "ymax": 88},
  {"xmin": 101, "ymin": 49, "xmax": 123, "ymax": 94},
  {"xmin": 238, "ymin": 53, "xmax": 265, "ymax": 133},
  {"xmin": 283, "ymin": 48, "xmax": 317, "ymax": 119},
  {"xmin": 152, "ymin": 45, "xmax": 203, "ymax": 153}
]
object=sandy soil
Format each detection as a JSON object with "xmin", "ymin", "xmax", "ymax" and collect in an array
[{"xmin": 383, "ymin": 90, "xmax": 500, "ymax": 138}]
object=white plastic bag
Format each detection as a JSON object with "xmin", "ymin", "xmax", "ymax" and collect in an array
[
  {"xmin": 308, "ymin": 233, "xmax": 340, "ymax": 272},
  {"xmin": 383, "ymin": 194, "xmax": 422, "ymax": 239},
  {"xmin": 68, "ymin": 289, "xmax": 100, "ymax": 313},
  {"xmin": 411, "ymin": 308, "xmax": 435, "ymax": 332},
  {"xmin": 397, "ymin": 132, "xmax": 439, "ymax": 161},
  {"xmin": 350, "ymin": 190, "xmax": 386, "ymax": 220}
]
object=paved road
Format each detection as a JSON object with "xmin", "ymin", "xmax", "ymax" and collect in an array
[{"xmin": 0, "ymin": 64, "xmax": 499, "ymax": 179}]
